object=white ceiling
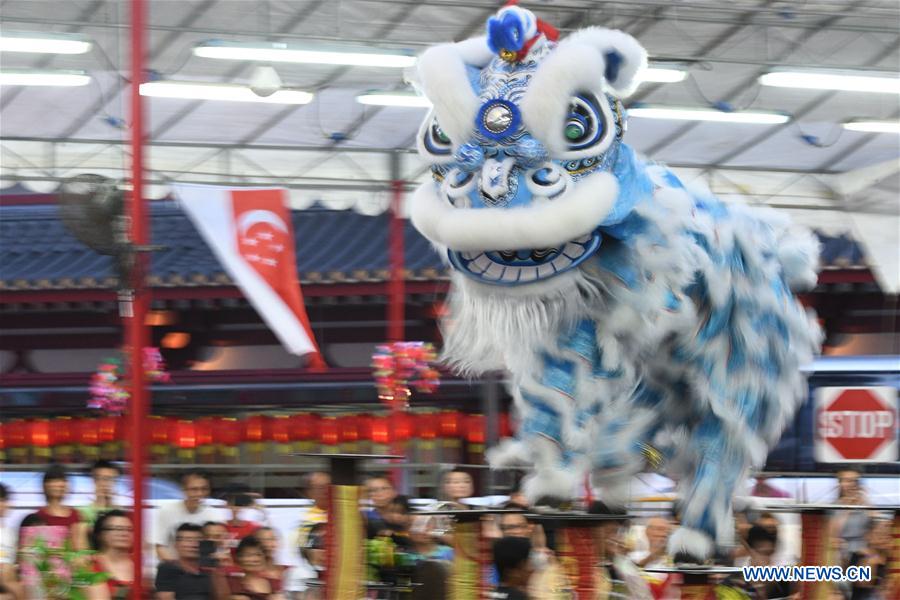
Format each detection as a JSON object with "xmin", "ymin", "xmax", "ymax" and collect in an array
[{"xmin": 0, "ymin": 0, "xmax": 897, "ymax": 217}]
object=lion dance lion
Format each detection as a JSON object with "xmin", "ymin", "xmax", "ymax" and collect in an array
[{"xmin": 409, "ymin": 5, "xmax": 822, "ymax": 560}]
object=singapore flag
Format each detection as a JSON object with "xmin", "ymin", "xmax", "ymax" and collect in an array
[{"xmin": 174, "ymin": 184, "xmax": 325, "ymax": 368}]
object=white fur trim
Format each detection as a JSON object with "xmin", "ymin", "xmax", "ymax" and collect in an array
[
  {"xmin": 520, "ymin": 42, "xmax": 609, "ymax": 156},
  {"xmin": 562, "ymin": 27, "xmax": 648, "ymax": 98},
  {"xmin": 519, "ymin": 436, "xmax": 582, "ymax": 503},
  {"xmin": 486, "ymin": 438, "xmax": 532, "ymax": 467},
  {"xmin": 410, "ymin": 170, "xmax": 618, "ymax": 252},
  {"xmin": 415, "ymin": 37, "xmax": 491, "ymax": 147},
  {"xmin": 453, "ymin": 36, "xmax": 494, "ymax": 68},
  {"xmin": 667, "ymin": 527, "xmax": 714, "ymax": 561},
  {"xmin": 417, "ymin": 42, "xmax": 481, "ymax": 145}
]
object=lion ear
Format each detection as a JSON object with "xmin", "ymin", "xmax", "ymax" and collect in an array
[{"xmin": 563, "ymin": 27, "xmax": 648, "ymax": 98}]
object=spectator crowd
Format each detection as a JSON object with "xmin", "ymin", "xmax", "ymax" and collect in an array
[{"xmin": 0, "ymin": 464, "xmax": 894, "ymax": 599}]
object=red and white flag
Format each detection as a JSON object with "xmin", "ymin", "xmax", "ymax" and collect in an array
[{"xmin": 174, "ymin": 184, "xmax": 325, "ymax": 368}]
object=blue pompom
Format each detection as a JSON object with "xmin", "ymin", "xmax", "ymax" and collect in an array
[
  {"xmin": 487, "ymin": 10, "xmax": 528, "ymax": 54},
  {"xmin": 604, "ymin": 51, "xmax": 623, "ymax": 84}
]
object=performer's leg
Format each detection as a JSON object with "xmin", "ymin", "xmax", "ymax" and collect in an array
[{"xmin": 668, "ymin": 414, "xmax": 746, "ymax": 562}]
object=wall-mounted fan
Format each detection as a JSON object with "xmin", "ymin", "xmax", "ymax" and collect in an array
[{"xmin": 58, "ymin": 173, "xmax": 161, "ymax": 296}]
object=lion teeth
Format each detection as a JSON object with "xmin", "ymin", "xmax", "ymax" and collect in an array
[
  {"xmin": 536, "ymin": 263, "xmax": 555, "ymax": 278},
  {"xmin": 551, "ymin": 254, "xmax": 572, "ymax": 270},
  {"xmin": 500, "ymin": 268, "xmax": 521, "ymax": 282},
  {"xmin": 563, "ymin": 242, "xmax": 585, "ymax": 259},
  {"xmin": 518, "ymin": 268, "xmax": 538, "ymax": 282},
  {"xmin": 470, "ymin": 254, "xmax": 491, "ymax": 273},
  {"xmin": 482, "ymin": 262, "xmax": 505, "ymax": 280}
]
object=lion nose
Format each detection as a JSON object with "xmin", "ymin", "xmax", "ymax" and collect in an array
[{"xmin": 480, "ymin": 157, "xmax": 516, "ymax": 201}]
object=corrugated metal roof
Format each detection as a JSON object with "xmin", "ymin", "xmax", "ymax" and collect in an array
[
  {"xmin": 0, "ymin": 202, "xmax": 869, "ymax": 291},
  {"xmin": 0, "ymin": 202, "xmax": 447, "ymax": 290}
]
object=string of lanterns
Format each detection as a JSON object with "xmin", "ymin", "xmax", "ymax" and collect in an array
[{"xmin": 0, "ymin": 412, "xmax": 512, "ymax": 462}]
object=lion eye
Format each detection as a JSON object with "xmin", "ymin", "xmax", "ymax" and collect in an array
[
  {"xmin": 422, "ymin": 116, "xmax": 453, "ymax": 156},
  {"xmin": 564, "ymin": 95, "xmax": 605, "ymax": 151}
]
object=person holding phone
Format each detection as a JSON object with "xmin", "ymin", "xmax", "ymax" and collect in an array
[
  {"xmin": 155, "ymin": 472, "xmax": 224, "ymax": 562},
  {"xmin": 155, "ymin": 523, "xmax": 230, "ymax": 600}
]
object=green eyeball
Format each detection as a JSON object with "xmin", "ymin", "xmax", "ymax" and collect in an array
[
  {"xmin": 434, "ymin": 123, "xmax": 450, "ymax": 144},
  {"xmin": 565, "ymin": 121, "xmax": 584, "ymax": 141}
]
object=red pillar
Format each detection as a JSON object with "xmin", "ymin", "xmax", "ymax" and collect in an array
[
  {"xmin": 387, "ymin": 154, "xmax": 406, "ymax": 491},
  {"xmin": 128, "ymin": 0, "xmax": 149, "ymax": 597},
  {"xmin": 387, "ymin": 178, "xmax": 405, "ymax": 343}
]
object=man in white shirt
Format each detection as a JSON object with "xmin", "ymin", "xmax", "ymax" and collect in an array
[{"xmin": 155, "ymin": 471, "xmax": 225, "ymax": 561}]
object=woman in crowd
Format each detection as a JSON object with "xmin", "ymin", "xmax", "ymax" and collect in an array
[
  {"xmin": 87, "ymin": 510, "xmax": 135, "ymax": 600},
  {"xmin": 255, "ymin": 527, "xmax": 288, "ymax": 585},
  {"xmin": 440, "ymin": 469, "xmax": 474, "ymax": 510},
  {"xmin": 228, "ymin": 535, "xmax": 285, "ymax": 600}
]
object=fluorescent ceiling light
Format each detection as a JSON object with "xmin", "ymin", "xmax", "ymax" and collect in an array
[
  {"xmin": 193, "ymin": 40, "xmax": 416, "ymax": 68},
  {"xmin": 639, "ymin": 67, "xmax": 687, "ymax": 84},
  {"xmin": 0, "ymin": 69, "xmax": 90, "ymax": 87},
  {"xmin": 843, "ymin": 120, "xmax": 900, "ymax": 134},
  {"xmin": 0, "ymin": 32, "xmax": 92, "ymax": 54},
  {"xmin": 628, "ymin": 106, "xmax": 790, "ymax": 124},
  {"xmin": 140, "ymin": 81, "xmax": 313, "ymax": 104},
  {"xmin": 759, "ymin": 70, "xmax": 900, "ymax": 94},
  {"xmin": 357, "ymin": 91, "xmax": 431, "ymax": 108}
]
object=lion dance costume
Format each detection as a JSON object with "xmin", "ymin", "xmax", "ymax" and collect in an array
[{"xmin": 409, "ymin": 5, "xmax": 822, "ymax": 560}]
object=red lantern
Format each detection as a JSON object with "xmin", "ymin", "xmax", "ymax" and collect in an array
[
  {"xmin": 290, "ymin": 413, "xmax": 318, "ymax": 441},
  {"xmin": 319, "ymin": 418, "xmax": 339, "ymax": 446},
  {"xmin": 499, "ymin": 412, "xmax": 514, "ymax": 438},
  {"xmin": 215, "ymin": 418, "xmax": 242, "ymax": 447},
  {"xmin": 415, "ymin": 413, "xmax": 438, "ymax": 440},
  {"xmin": 215, "ymin": 417, "xmax": 242, "ymax": 461},
  {"xmin": 30, "ymin": 420, "xmax": 51, "ymax": 448},
  {"xmin": 357, "ymin": 415, "xmax": 374, "ymax": 441},
  {"xmin": 243, "ymin": 415, "xmax": 271, "ymax": 443},
  {"xmin": 171, "ymin": 419, "xmax": 196, "ymax": 463},
  {"xmin": 171, "ymin": 420, "xmax": 196, "ymax": 449},
  {"xmin": 339, "ymin": 416, "xmax": 359, "ymax": 444},
  {"xmin": 270, "ymin": 416, "xmax": 291, "ymax": 444},
  {"xmin": 7, "ymin": 420, "xmax": 27, "ymax": 448},
  {"xmin": 0, "ymin": 422, "xmax": 5, "ymax": 451},
  {"xmin": 98, "ymin": 416, "xmax": 122, "ymax": 443},
  {"xmin": 288, "ymin": 413, "xmax": 318, "ymax": 454},
  {"xmin": 49, "ymin": 417, "xmax": 74, "ymax": 447},
  {"xmin": 439, "ymin": 411, "xmax": 462, "ymax": 438},
  {"xmin": 195, "ymin": 418, "xmax": 215, "ymax": 447},
  {"xmin": 371, "ymin": 416, "xmax": 391, "ymax": 445},
  {"xmin": 76, "ymin": 418, "xmax": 99, "ymax": 447},
  {"xmin": 195, "ymin": 417, "xmax": 215, "ymax": 462},
  {"xmin": 392, "ymin": 413, "xmax": 413, "ymax": 443},
  {"xmin": 466, "ymin": 414, "xmax": 486, "ymax": 444},
  {"xmin": 150, "ymin": 416, "xmax": 170, "ymax": 445}
]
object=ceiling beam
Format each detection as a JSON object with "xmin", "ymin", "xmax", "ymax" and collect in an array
[
  {"xmin": 3, "ymin": 6, "xmax": 898, "ymax": 36},
  {"xmin": 58, "ymin": 0, "xmax": 220, "ymax": 140},
  {"xmin": 641, "ymin": 0, "xmax": 874, "ymax": 157},
  {"xmin": 0, "ymin": 0, "xmax": 106, "ymax": 111},
  {"xmin": 697, "ymin": 37, "xmax": 900, "ymax": 168},
  {"xmin": 231, "ymin": 1, "xmax": 432, "ymax": 153},
  {"xmin": 147, "ymin": 0, "xmax": 331, "ymax": 142}
]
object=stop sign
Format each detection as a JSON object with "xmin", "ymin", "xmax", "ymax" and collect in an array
[{"xmin": 815, "ymin": 387, "xmax": 898, "ymax": 463}]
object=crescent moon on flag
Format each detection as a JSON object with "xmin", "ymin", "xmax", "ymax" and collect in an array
[{"xmin": 237, "ymin": 209, "xmax": 289, "ymax": 237}]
